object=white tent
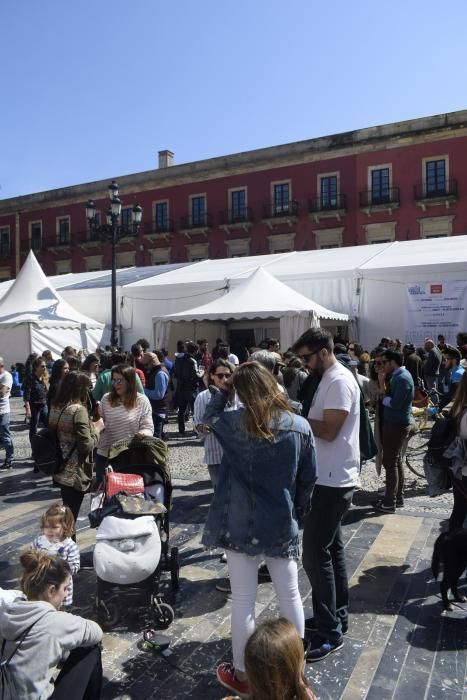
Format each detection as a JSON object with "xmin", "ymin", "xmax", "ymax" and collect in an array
[
  {"xmin": 0, "ymin": 252, "xmax": 107, "ymax": 365},
  {"xmin": 155, "ymin": 267, "xmax": 348, "ymax": 350}
]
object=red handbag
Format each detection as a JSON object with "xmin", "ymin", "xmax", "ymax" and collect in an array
[{"xmin": 105, "ymin": 470, "xmax": 144, "ymax": 499}]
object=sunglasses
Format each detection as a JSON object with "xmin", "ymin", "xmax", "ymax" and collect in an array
[
  {"xmin": 213, "ymin": 373, "xmax": 231, "ymax": 379},
  {"xmin": 348, "ymin": 346, "xmax": 355, "ymax": 351},
  {"xmin": 112, "ymin": 378, "xmax": 124, "ymax": 385},
  {"xmin": 297, "ymin": 349, "xmax": 320, "ymax": 362}
]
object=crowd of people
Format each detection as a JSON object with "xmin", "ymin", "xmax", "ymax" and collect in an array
[{"xmin": 0, "ymin": 329, "xmax": 465, "ymax": 698}]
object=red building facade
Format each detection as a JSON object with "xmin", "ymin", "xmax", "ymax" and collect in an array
[{"xmin": 1, "ymin": 109, "xmax": 466, "ymax": 279}]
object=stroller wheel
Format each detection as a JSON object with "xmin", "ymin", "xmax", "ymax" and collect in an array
[
  {"xmin": 97, "ymin": 600, "xmax": 120, "ymax": 628},
  {"xmin": 170, "ymin": 547, "xmax": 180, "ymax": 592},
  {"xmin": 152, "ymin": 601, "xmax": 174, "ymax": 629}
]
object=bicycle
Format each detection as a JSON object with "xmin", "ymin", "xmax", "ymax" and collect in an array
[{"xmin": 405, "ymin": 387, "xmax": 440, "ymax": 478}]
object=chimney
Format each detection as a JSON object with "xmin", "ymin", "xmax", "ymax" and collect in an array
[{"xmin": 158, "ymin": 150, "xmax": 174, "ymax": 168}]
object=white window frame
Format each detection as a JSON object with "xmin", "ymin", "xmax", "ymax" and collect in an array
[
  {"xmin": 188, "ymin": 193, "xmax": 207, "ymax": 227},
  {"xmin": 56, "ymin": 215, "xmax": 71, "ymax": 240},
  {"xmin": 421, "ymin": 155, "xmax": 449, "ymax": 196},
  {"xmin": 270, "ymin": 179, "xmax": 292, "ymax": 216},
  {"xmin": 313, "ymin": 227, "xmax": 343, "ymax": 249},
  {"xmin": 152, "ymin": 199, "xmax": 170, "ymax": 228},
  {"xmin": 418, "ymin": 215, "xmax": 454, "ymax": 238},
  {"xmin": 363, "ymin": 221, "xmax": 397, "ymax": 244},
  {"xmin": 367, "ymin": 163, "xmax": 393, "ymax": 193},
  {"xmin": 317, "ymin": 171, "xmax": 340, "ymax": 206}
]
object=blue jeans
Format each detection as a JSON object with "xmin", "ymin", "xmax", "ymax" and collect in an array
[
  {"xmin": 29, "ymin": 403, "xmax": 48, "ymax": 444},
  {"xmin": 152, "ymin": 413, "xmax": 166, "ymax": 440},
  {"xmin": 302, "ymin": 484, "xmax": 354, "ymax": 641},
  {"xmin": 0, "ymin": 413, "xmax": 13, "ymax": 461}
]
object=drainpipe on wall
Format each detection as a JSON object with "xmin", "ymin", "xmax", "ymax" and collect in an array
[{"xmin": 15, "ymin": 211, "xmax": 20, "ymax": 276}]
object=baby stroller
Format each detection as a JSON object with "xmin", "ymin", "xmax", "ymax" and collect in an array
[{"xmin": 92, "ymin": 436, "xmax": 179, "ymax": 629}]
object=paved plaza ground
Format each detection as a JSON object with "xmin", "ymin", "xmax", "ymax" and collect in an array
[{"xmin": 0, "ymin": 398, "xmax": 466, "ymax": 699}]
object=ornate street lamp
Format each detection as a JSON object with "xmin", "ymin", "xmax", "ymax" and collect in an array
[{"xmin": 85, "ymin": 182, "xmax": 142, "ymax": 346}]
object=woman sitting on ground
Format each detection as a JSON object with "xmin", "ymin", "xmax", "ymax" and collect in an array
[
  {"xmin": 49, "ymin": 371, "xmax": 104, "ymax": 532},
  {"xmin": 201, "ymin": 361, "xmax": 317, "ymax": 698},
  {"xmin": 0, "ymin": 549, "xmax": 102, "ymax": 699},
  {"xmin": 96, "ymin": 364, "xmax": 153, "ymax": 483}
]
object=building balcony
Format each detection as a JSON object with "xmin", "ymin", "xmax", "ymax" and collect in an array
[
  {"xmin": 413, "ymin": 179, "xmax": 458, "ymax": 210},
  {"xmin": 144, "ymin": 219, "xmax": 174, "ymax": 240},
  {"xmin": 75, "ymin": 229, "xmax": 103, "ymax": 248},
  {"xmin": 219, "ymin": 207, "xmax": 254, "ymax": 232},
  {"xmin": 180, "ymin": 213, "xmax": 213, "ymax": 236},
  {"xmin": 262, "ymin": 201, "xmax": 299, "ymax": 229},
  {"xmin": 359, "ymin": 187, "xmax": 400, "ymax": 215},
  {"xmin": 20, "ymin": 238, "xmax": 45, "ymax": 254},
  {"xmin": 309, "ymin": 195, "xmax": 347, "ymax": 222},
  {"xmin": 47, "ymin": 233, "xmax": 72, "ymax": 249}
]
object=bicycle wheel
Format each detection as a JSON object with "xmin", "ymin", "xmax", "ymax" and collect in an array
[{"xmin": 405, "ymin": 428, "xmax": 429, "ymax": 478}]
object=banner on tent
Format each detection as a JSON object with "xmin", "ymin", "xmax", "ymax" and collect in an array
[{"xmin": 405, "ymin": 280, "xmax": 467, "ymax": 346}]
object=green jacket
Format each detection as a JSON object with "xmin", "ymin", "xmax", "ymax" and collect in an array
[
  {"xmin": 49, "ymin": 403, "xmax": 99, "ymax": 492},
  {"xmin": 92, "ymin": 369, "xmax": 144, "ymax": 401}
]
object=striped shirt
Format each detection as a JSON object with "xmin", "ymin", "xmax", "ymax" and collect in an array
[
  {"xmin": 98, "ymin": 392, "xmax": 153, "ymax": 453},
  {"xmin": 32, "ymin": 535, "xmax": 80, "ymax": 606},
  {"xmin": 193, "ymin": 389, "xmax": 238, "ymax": 466}
]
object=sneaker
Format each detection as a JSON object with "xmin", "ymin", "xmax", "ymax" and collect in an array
[
  {"xmin": 215, "ymin": 578, "xmax": 231, "ymax": 594},
  {"xmin": 219, "ymin": 552, "xmax": 227, "ymax": 563},
  {"xmin": 372, "ymin": 499, "xmax": 395, "ymax": 514},
  {"xmin": 0, "ymin": 461, "xmax": 12, "ymax": 471},
  {"xmin": 216, "ymin": 662, "xmax": 249, "ymax": 698},
  {"xmin": 306, "ymin": 635, "xmax": 344, "ymax": 662},
  {"xmin": 258, "ymin": 563, "xmax": 271, "ymax": 582},
  {"xmin": 304, "ymin": 616, "xmax": 348, "ymax": 635}
]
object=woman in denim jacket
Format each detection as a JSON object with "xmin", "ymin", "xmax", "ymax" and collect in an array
[{"xmin": 201, "ymin": 361, "xmax": 317, "ymax": 697}]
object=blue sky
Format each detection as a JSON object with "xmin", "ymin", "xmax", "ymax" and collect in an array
[{"xmin": 1, "ymin": 0, "xmax": 467, "ymax": 200}]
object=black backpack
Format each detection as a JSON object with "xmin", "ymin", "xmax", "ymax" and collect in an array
[
  {"xmin": 426, "ymin": 414, "xmax": 458, "ymax": 469},
  {"xmin": 30, "ymin": 408, "xmax": 76, "ymax": 476}
]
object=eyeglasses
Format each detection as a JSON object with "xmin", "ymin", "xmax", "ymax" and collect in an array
[
  {"xmin": 297, "ymin": 350, "xmax": 320, "ymax": 362},
  {"xmin": 214, "ymin": 373, "xmax": 231, "ymax": 379},
  {"xmin": 374, "ymin": 360, "xmax": 389, "ymax": 366},
  {"xmin": 112, "ymin": 378, "xmax": 124, "ymax": 385},
  {"xmin": 348, "ymin": 346, "xmax": 355, "ymax": 351}
]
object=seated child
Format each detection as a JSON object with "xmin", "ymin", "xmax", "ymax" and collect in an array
[
  {"xmin": 32, "ymin": 502, "xmax": 80, "ymax": 607},
  {"xmin": 221, "ymin": 617, "xmax": 316, "ymax": 700}
]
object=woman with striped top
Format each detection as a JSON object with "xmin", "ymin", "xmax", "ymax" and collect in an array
[{"xmin": 97, "ymin": 365, "xmax": 153, "ymax": 479}]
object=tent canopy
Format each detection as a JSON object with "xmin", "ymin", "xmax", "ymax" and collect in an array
[
  {"xmin": 161, "ymin": 267, "xmax": 348, "ymax": 322},
  {"xmin": 0, "ymin": 252, "xmax": 106, "ymax": 363},
  {"xmin": 155, "ymin": 267, "xmax": 348, "ymax": 350}
]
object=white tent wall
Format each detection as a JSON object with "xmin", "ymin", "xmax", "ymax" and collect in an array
[
  {"xmin": 0, "ymin": 324, "xmax": 30, "ymax": 366},
  {"xmin": 31, "ymin": 325, "xmax": 106, "ymax": 359}
]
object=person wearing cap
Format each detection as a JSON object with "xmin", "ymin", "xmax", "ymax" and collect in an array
[{"xmin": 143, "ymin": 352, "xmax": 170, "ymax": 439}]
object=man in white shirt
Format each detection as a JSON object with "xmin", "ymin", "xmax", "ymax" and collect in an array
[
  {"xmin": 293, "ymin": 329, "xmax": 360, "ymax": 662},
  {"xmin": 0, "ymin": 358, "xmax": 14, "ymax": 470}
]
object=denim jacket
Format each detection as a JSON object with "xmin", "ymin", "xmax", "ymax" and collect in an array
[{"xmin": 200, "ymin": 388, "xmax": 317, "ymax": 559}]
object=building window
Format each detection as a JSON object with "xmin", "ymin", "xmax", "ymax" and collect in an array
[
  {"xmin": 191, "ymin": 196, "xmax": 206, "ymax": 226},
  {"xmin": 85, "ymin": 255, "xmax": 103, "ymax": 272},
  {"xmin": 273, "ymin": 183, "xmax": 290, "ymax": 214},
  {"xmin": 267, "ymin": 232, "xmax": 295, "ymax": 254},
  {"xmin": 425, "ymin": 159, "xmax": 446, "ymax": 196},
  {"xmin": 55, "ymin": 259, "xmax": 71, "ymax": 275},
  {"xmin": 116, "ymin": 251, "xmax": 136, "ymax": 268},
  {"xmin": 154, "ymin": 202, "xmax": 169, "ymax": 231},
  {"xmin": 121, "ymin": 207, "xmax": 133, "ymax": 227},
  {"xmin": 150, "ymin": 247, "xmax": 170, "ymax": 265},
  {"xmin": 0, "ymin": 227, "xmax": 10, "ymax": 257},
  {"xmin": 313, "ymin": 227, "xmax": 344, "ymax": 249},
  {"xmin": 30, "ymin": 222, "xmax": 42, "ymax": 250},
  {"xmin": 363, "ymin": 221, "xmax": 396, "ymax": 244},
  {"xmin": 57, "ymin": 216, "xmax": 70, "ymax": 244},
  {"xmin": 230, "ymin": 190, "xmax": 246, "ymax": 222},
  {"xmin": 320, "ymin": 176, "xmax": 338, "ymax": 209},
  {"xmin": 418, "ymin": 215, "xmax": 454, "ymax": 238},
  {"xmin": 371, "ymin": 168, "xmax": 390, "ymax": 204}
]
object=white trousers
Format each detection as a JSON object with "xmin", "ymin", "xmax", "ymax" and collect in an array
[{"xmin": 226, "ymin": 551, "xmax": 304, "ymax": 672}]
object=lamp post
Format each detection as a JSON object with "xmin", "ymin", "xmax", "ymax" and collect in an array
[{"xmin": 85, "ymin": 181, "xmax": 142, "ymax": 347}]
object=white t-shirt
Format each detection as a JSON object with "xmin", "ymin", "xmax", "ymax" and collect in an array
[
  {"xmin": 308, "ymin": 362, "xmax": 360, "ymax": 487},
  {"xmin": 0, "ymin": 370, "xmax": 12, "ymax": 415}
]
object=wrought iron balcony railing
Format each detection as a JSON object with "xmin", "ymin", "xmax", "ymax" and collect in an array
[{"xmin": 359, "ymin": 187, "xmax": 400, "ymax": 207}]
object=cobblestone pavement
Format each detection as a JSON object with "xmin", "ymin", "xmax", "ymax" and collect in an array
[{"xmin": 0, "ymin": 399, "xmax": 465, "ymax": 699}]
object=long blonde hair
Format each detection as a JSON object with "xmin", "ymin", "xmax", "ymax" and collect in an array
[
  {"xmin": 233, "ymin": 361, "xmax": 290, "ymax": 440},
  {"xmin": 450, "ymin": 371, "xmax": 467, "ymax": 420},
  {"xmin": 245, "ymin": 618, "xmax": 315, "ymax": 700}
]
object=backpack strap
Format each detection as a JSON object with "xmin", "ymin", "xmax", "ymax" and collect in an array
[{"xmin": 0, "ymin": 618, "xmax": 40, "ymax": 668}]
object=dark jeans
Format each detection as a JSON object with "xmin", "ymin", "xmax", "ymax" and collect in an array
[
  {"xmin": 29, "ymin": 403, "xmax": 48, "ymax": 443},
  {"xmin": 50, "ymin": 645, "xmax": 102, "ymax": 700},
  {"xmin": 59, "ymin": 485, "xmax": 85, "ymax": 540},
  {"xmin": 0, "ymin": 412, "xmax": 14, "ymax": 461},
  {"xmin": 153, "ymin": 413, "xmax": 166, "ymax": 440},
  {"xmin": 94, "ymin": 453, "xmax": 107, "ymax": 486},
  {"xmin": 177, "ymin": 389, "xmax": 197, "ymax": 433},
  {"xmin": 449, "ymin": 476, "xmax": 467, "ymax": 530},
  {"xmin": 381, "ymin": 421, "xmax": 411, "ymax": 506},
  {"xmin": 302, "ymin": 484, "xmax": 354, "ymax": 641}
]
